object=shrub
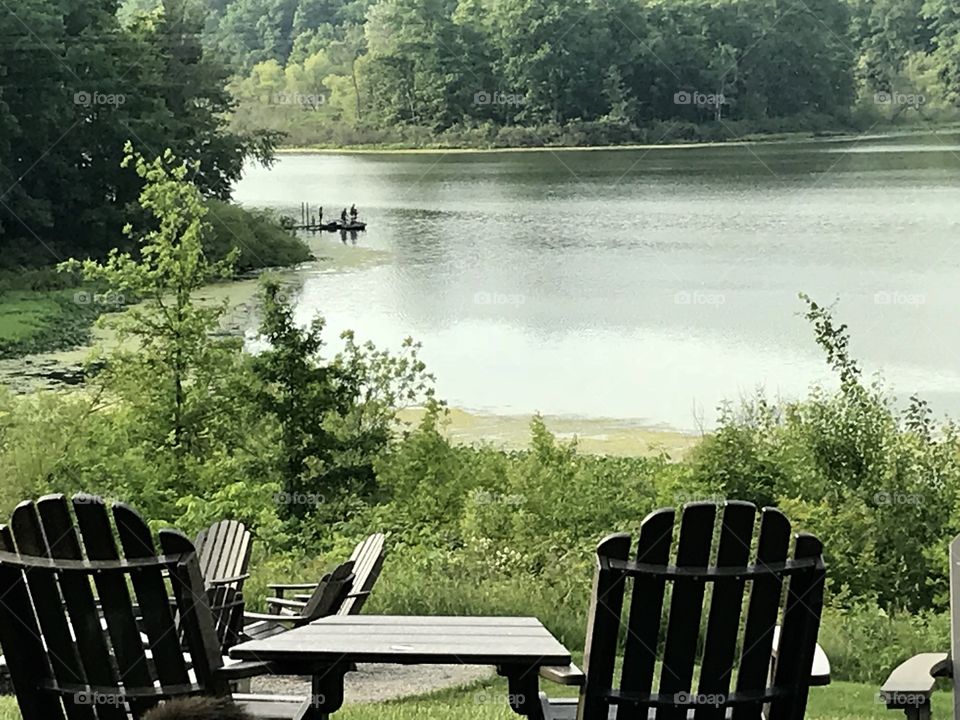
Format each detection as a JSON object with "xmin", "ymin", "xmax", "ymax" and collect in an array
[{"xmin": 203, "ymin": 199, "xmax": 312, "ymax": 272}]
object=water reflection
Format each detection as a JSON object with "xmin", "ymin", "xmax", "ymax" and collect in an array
[{"xmin": 235, "ymin": 134, "xmax": 960, "ymax": 430}]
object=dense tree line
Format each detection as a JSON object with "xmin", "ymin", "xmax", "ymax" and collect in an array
[
  {"xmin": 4, "ymin": 0, "xmax": 959, "ymax": 262},
  {"xmin": 0, "ymin": 0, "xmax": 276, "ymax": 265},
  {"xmin": 194, "ymin": 0, "xmax": 960, "ymax": 140}
]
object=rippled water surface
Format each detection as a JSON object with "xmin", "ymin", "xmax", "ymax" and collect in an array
[{"xmin": 235, "ymin": 133, "xmax": 960, "ymax": 430}]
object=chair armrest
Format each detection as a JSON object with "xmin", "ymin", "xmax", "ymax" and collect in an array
[
  {"xmin": 880, "ymin": 653, "xmax": 950, "ymax": 708},
  {"xmin": 266, "ymin": 597, "xmax": 307, "ymax": 610},
  {"xmin": 243, "ymin": 612, "xmax": 303, "ymax": 624},
  {"xmin": 771, "ymin": 625, "xmax": 831, "ymax": 685},
  {"xmin": 209, "ymin": 573, "xmax": 250, "ymax": 587},
  {"xmin": 215, "ymin": 660, "xmax": 277, "ymax": 681},
  {"xmin": 540, "ymin": 664, "xmax": 585, "ymax": 686},
  {"xmin": 267, "ymin": 582, "xmax": 318, "ymax": 598}
]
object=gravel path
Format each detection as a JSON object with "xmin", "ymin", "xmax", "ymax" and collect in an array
[{"xmin": 250, "ymin": 664, "xmax": 495, "ymax": 703}]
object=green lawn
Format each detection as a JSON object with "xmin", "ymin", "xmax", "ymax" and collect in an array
[{"xmin": 0, "ymin": 679, "xmax": 945, "ymax": 719}]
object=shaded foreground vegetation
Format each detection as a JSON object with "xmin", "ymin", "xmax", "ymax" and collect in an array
[{"xmin": 0, "ymin": 147, "xmax": 956, "ymax": 706}]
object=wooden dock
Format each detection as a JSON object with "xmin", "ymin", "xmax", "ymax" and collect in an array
[{"xmin": 283, "ymin": 202, "xmax": 366, "ymax": 232}]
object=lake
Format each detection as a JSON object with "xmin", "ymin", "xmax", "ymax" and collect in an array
[{"xmin": 234, "ymin": 133, "xmax": 960, "ymax": 432}]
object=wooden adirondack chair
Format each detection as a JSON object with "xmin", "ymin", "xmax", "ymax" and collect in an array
[
  {"xmin": 880, "ymin": 533, "xmax": 960, "ymax": 719},
  {"xmin": 195, "ymin": 520, "xmax": 253, "ymax": 652},
  {"xmin": 538, "ymin": 501, "xmax": 831, "ymax": 720},
  {"xmin": 241, "ymin": 560, "xmax": 356, "ymax": 641},
  {"xmin": 0, "ymin": 494, "xmax": 305, "ymax": 720},
  {"xmin": 267, "ymin": 533, "xmax": 386, "ymax": 617}
]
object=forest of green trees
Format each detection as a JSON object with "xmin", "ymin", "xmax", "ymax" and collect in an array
[
  {"xmin": 0, "ymin": 0, "xmax": 281, "ymax": 264},
  {"xmin": 3, "ymin": 0, "xmax": 960, "ymax": 262},
  {"xmin": 210, "ymin": 0, "xmax": 960, "ymax": 144}
]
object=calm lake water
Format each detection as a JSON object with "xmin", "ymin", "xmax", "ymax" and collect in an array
[{"xmin": 234, "ymin": 133, "xmax": 960, "ymax": 431}]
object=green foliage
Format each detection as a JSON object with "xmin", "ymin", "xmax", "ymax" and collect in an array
[
  {"xmin": 60, "ymin": 146, "xmax": 252, "ymax": 509},
  {"xmin": 690, "ymin": 295, "xmax": 960, "ymax": 612},
  {"xmin": 0, "ymin": 0, "xmax": 278, "ymax": 264},
  {"xmin": 819, "ymin": 602, "xmax": 950, "ymax": 683},
  {"xmin": 220, "ymin": 0, "xmax": 958, "ymax": 148},
  {"xmin": 214, "ymin": 0, "xmax": 960, "ymax": 148},
  {"xmin": 203, "ymin": 200, "xmax": 312, "ymax": 272},
  {"xmin": 8, "ymin": 145, "xmax": 427, "ymax": 541},
  {"xmin": 250, "ymin": 278, "xmax": 435, "ymax": 516}
]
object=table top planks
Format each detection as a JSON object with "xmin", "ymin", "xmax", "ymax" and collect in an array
[{"xmin": 230, "ymin": 615, "xmax": 572, "ymax": 667}]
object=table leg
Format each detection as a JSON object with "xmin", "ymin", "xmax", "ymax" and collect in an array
[
  {"xmin": 497, "ymin": 664, "xmax": 545, "ymax": 720},
  {"xmin": 293, "ymin": 664, "xmax": 350, "ymax": 720}
]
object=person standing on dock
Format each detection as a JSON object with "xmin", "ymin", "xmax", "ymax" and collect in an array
[
  {"xmin": 350, "ymin": 204, "xmax": 358, "ymax": 222},
  {"xmin": 318, "ymin": 206, "xmax": 323, "ymax": 224},
  {"xmin": 341, "ymin": 208, "xmax": 348, "ymax": 224}
]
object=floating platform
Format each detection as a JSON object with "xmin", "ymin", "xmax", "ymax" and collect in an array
[
  {"xmin": 284, "ymin": 203, "xmax": 367, "ymax": 232},
  {"xmin": 284, "ymin": 220, "xmax": 366, "ymax": 232}
]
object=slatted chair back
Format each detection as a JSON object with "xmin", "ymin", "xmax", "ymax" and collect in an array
[
  {"xmin": 0, "ymin": 494, "xmax": 229, "ymax": 720},
  {"xmin": 337, "ymin": 533, "xmax": 386, "ymax": 616},
  {"xmin": 302, "ymin": 560, "xmax": 356, "ymax": 621},
  {"xmin": 195, "ymin": 521, "xmax": 251, "ymax": 588},
  {"xmin": 195, "ymin": 521, "xmax": 252, "ymax": 652},
  {"xmin": 576, "ymin": 501, "xmax": 825, "ymax": 720}
]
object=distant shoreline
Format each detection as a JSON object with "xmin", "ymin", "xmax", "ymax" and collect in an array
[{"xmin": 277, "ymin": 125, "xmax": 960, "ymax": 156}]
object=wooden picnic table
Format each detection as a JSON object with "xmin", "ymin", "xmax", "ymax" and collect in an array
[{"xmin": 229, "ymin": 615, "xmax": 572, "ymax": 719}]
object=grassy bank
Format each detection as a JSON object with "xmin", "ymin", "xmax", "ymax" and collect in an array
[
  {"xmin": 0, "ymin": 201, "xmax": 311, "ymax": 360},
  {"xmin": 0, "ymin": 288, "xmax": 108, "ymax": 359}
]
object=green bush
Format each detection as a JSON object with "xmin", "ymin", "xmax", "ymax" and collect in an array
[
  {"xmin": 819, "ymin": 603, "xmax": 951, "ymax": 683},
  {"xmin": 203, "ymin": 199, "xmax": 312, "ymax": 272},
  {"xmin": 688, "ymin": 297, "xmax": 960, "ymax": 611}
]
